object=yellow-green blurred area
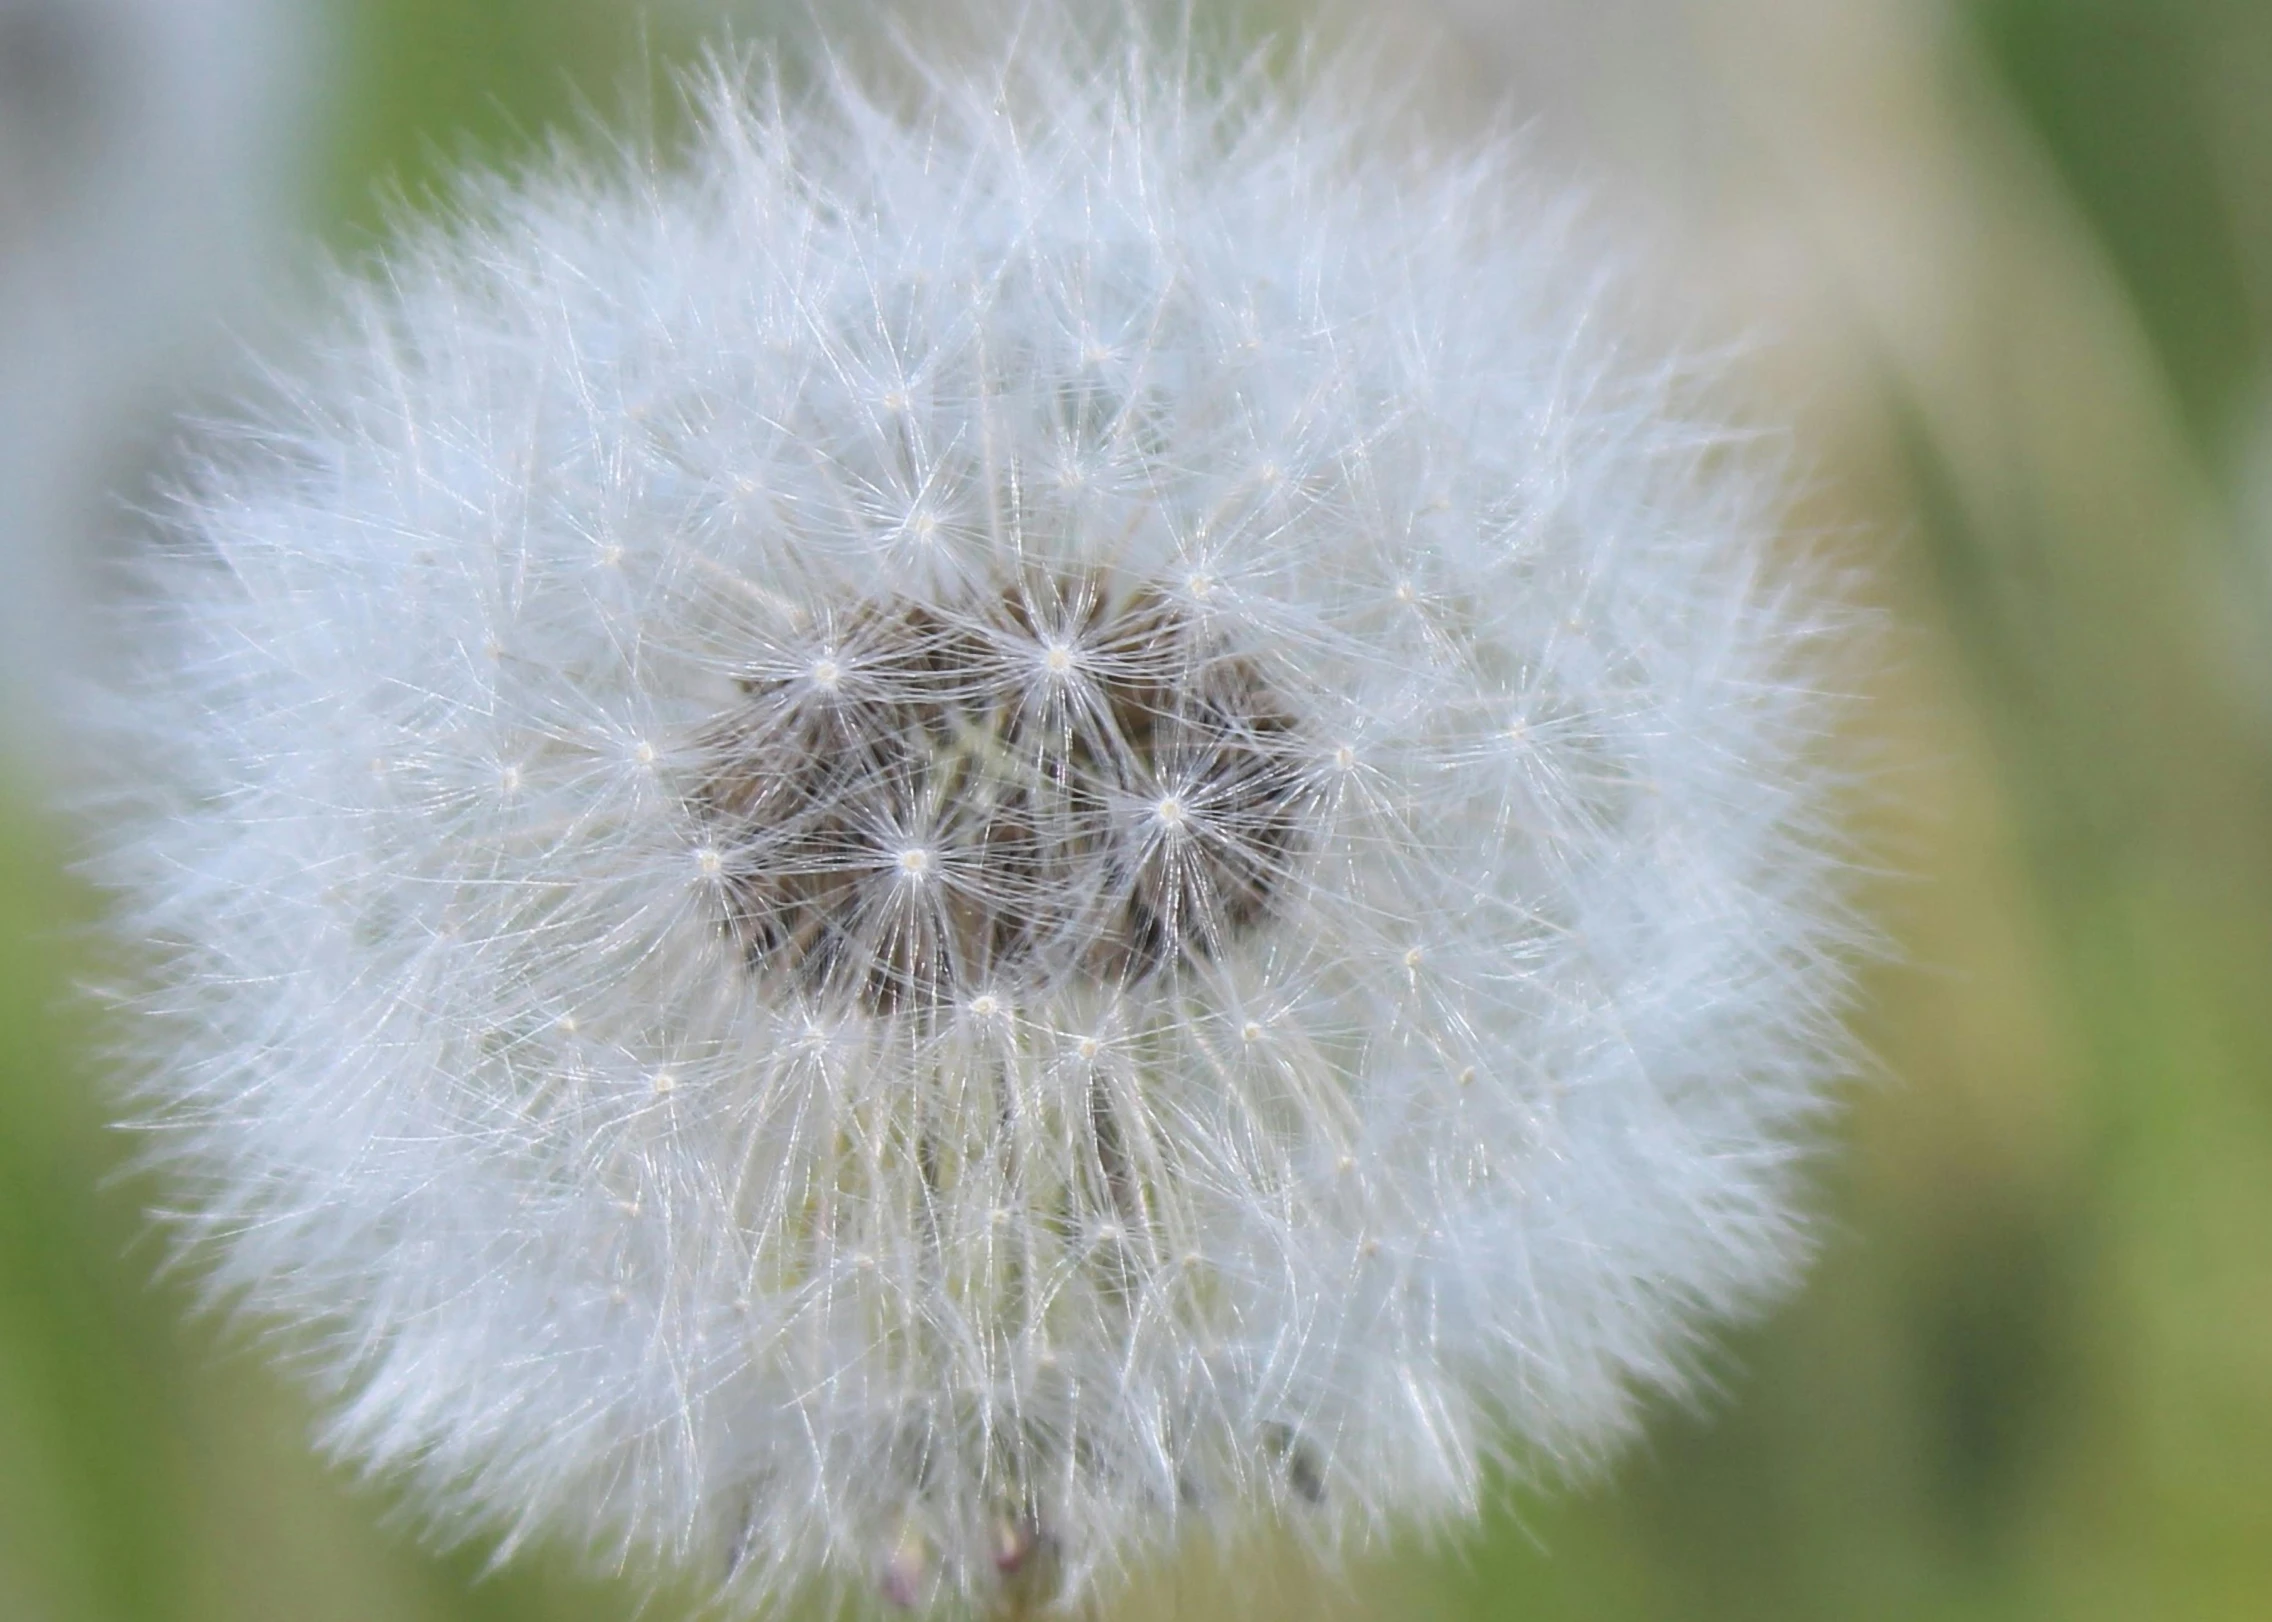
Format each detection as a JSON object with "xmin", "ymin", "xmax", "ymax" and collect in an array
[{"xmin": 5, "ymin": 0, "xmax": 2272, "ymax": 1617}]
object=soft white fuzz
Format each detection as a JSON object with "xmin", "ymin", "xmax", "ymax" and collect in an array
[{"xmin": 100, "ymin": 18, "xmax": 1860, "ymax": 1617}]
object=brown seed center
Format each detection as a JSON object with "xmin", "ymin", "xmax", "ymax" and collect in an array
[{"xmin": 690, "ymin": 574, "xmax": 1310, "ymax": 1014}]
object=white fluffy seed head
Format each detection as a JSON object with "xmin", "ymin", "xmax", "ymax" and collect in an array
[{"xmin": 94, "ymin": 15, "xmax": 1864, "ymax": 1617}]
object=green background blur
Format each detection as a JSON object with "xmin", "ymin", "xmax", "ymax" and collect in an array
[{"xmin": 6, "ymin": 1, "xmax": 2272, "ymax": 1618}]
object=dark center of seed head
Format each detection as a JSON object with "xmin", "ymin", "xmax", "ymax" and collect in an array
[{"xmin": 690, "ymin": 574, "xmax": 1311, "ymax": 1015}]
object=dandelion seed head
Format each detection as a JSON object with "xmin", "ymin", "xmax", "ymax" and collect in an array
[{"xmin": 95, "ymin": 14, "xmax": 1863, "ymax": 1619}]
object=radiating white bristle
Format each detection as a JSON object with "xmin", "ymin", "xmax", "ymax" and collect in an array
[{"xmin": 93, "ymin": 11, "xmax": 1865, "ymax": 1616}]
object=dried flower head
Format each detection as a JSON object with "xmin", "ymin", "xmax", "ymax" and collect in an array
[{"xmin": 97, "ymin": 15, "xmax": 1861, "ymax": 1617}]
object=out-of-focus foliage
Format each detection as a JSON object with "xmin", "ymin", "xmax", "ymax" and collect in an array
[
  {"xmin": 1976, "ymin": 0, "xmax": 2272, "ymax": 459},
  {"xmin": 3, "ymin": 1, "xmax": 2269, "ymax": 1619},
  {"xmin": 324, "ymin": 0, "xmax": 695, "ymax": 235}
]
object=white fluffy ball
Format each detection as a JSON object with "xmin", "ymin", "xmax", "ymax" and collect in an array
[{"xmin": 101, "ymin": 19, "xmax": 1859, "ymax": 1616}]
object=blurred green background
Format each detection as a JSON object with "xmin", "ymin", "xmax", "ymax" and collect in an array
[{"xmin": 5, "ymin": 1, "xmax": 2272, "ymax": 1618}]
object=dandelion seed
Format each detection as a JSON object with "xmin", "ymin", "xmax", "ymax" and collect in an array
[
  {"xmin": 880, "ymin": 1526, "xmax": 931, "ymax": 1610},
  {"xmin": 94, "ymin": 14, "xmax": 1862, "ymax": 1620}
]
